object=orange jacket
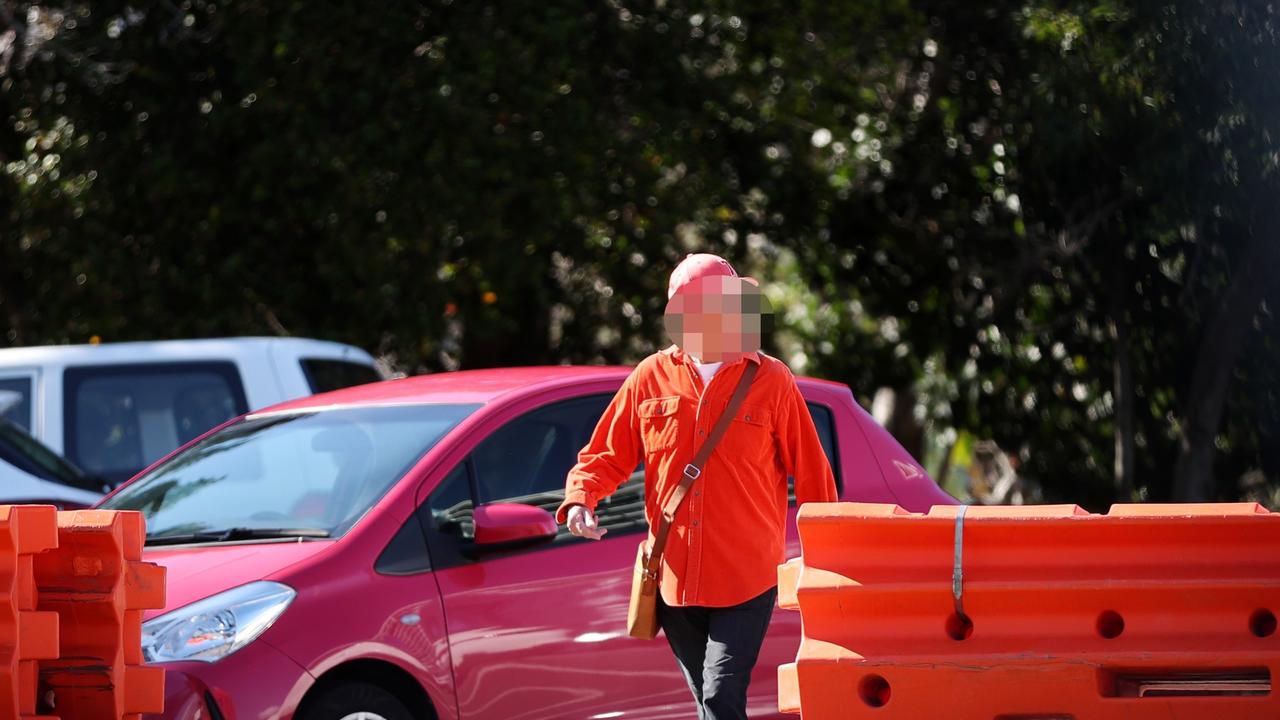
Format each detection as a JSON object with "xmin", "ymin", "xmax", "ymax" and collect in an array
[{"xmin": 557, "ymin": 347, "xmax": 838, "ymax": 607}]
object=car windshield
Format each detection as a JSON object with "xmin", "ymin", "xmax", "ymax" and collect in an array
[
  {"xmin": 0, "ymin": 419, "xmax": 99, "ymax": 492},
  {"xmin": 101, "ymin": 403, "xmax": 478, "ymax": 541}
]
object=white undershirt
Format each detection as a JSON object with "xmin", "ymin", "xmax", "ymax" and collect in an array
[{"xmin": 694, "ymin": 359, "xmax": 723, "ymax": 387}]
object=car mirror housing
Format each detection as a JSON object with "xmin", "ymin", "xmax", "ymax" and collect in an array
[{"xmin": 473, "ymin": 503, "xmax": 557, "ymax": 546}]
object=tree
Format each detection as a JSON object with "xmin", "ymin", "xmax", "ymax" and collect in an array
[{"xmin": 3, "ymin": 0, "xmax": 1277, "ymax": 506}]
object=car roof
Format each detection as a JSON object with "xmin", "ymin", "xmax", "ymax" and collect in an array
[
  {"xmin": 253, "ymin": 363, "xmax": 850, "ymax": 414},
  {"xmin": 257, "ymin": 366, "xmax": 635, "ymax": 411}
]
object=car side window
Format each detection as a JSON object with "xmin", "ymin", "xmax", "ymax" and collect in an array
[
  {"xmin": 376, "ymin": 512, "xmax": 433, "ymax": 576},
  {"xmin": 422, "ymin": 393, "xmax": 646, "ymax": 567},
  {"xmin": 300, "ymin": 359, "xmax": 382, "ymax": 394},
  {"xmin": 0, "ymin": 377, "xmax": 34, "ymax": 432},
  {"xmin": 784, "ymin": 401, "xmax": 841, "ymax": 503},
  {"xmin": 470, "ymin": 395, "xmax": 612, "ymax": 505},
  {"xmin": 806, "ymin": 401, "xmax": 842, "ymax": 493},
  {"xmin": 427, "ymin": 461, "xmax": 476, "ymax": 540},
  {"xmin": 420, "ymin": 395, "xmax": 845, "ymax": 565},
  {"xmin": 64, "ymin": 362, "xmax": 248, "ymax": 486}
]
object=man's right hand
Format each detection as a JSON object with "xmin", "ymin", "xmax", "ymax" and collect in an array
[{"xmin": 567, "ymin": 505, "xmax": 608, "ymax": 540}]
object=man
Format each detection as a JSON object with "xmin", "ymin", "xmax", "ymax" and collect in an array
[{"xmin": 556, "ymin": 253, "xmax": 838, "ymax": 720}]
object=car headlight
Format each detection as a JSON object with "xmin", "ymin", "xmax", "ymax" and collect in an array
[{"xmin": 141, "ymin": 581, "xmax": 296, "ymax": 663}]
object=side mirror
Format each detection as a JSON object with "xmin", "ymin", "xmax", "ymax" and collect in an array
[{"xmin": 473, "ymin": 503, "xmax": 558, "ymax": 547}]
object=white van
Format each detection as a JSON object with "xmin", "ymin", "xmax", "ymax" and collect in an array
[{"xmin": 0, "ymin": 337, "xmax": 386, "ymax": 488}]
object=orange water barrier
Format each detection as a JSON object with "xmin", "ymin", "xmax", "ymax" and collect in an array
[
  {"xmin": 0, "ymin": 506, "xmax": 61, "ymax": 719},
  {"xmin": 0, "ymin": 507, "xmax": 165, "ymax": 719},
  {"xmin": 777, "ymin": 502, "xmax": 1280, "ymax": 719}
]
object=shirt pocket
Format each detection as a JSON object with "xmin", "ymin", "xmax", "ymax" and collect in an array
[
  {"xmin": 732, "ymin": 405, "xmax": 774, "ymax": 454},
  {"xmin": 638, "ymin": 395, "xmax": 682, "ymax": 452}
]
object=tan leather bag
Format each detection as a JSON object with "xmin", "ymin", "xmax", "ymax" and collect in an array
[
  {"xmin": 626, "ymin": 362, "xmax": 759, "ymax": 639},
  {"xmin": 627, "ymin": 542, "xmax": 661, "ymax": 639}
]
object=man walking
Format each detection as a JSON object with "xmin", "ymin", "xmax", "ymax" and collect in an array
[{"xmin": 556, "ymin": 253, "xmax": 838, "ymax": 719}]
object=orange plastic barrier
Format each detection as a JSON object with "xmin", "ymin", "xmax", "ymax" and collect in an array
[
  {"xmin": 778, "ymin": 502, "xmax": 1280, "ymax": 719},
  {"xmin": 0, "ymin": 505, "xmax": 61, "ymax": 719},
  {"xmin": 33, "ymin": 510, "xmax": 166, "ymax": 720}
]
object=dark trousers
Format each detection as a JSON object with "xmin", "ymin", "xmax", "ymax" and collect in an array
[{"xmin": 656, "ymin": 586, "xmax": 778, "ymax": 720}]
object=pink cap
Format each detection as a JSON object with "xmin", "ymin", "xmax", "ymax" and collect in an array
[{"xmin": 667, "ymin": 253, "xmax": 739, "ymax": 299}]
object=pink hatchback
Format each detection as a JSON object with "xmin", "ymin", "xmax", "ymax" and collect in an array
[{"xmin": 99, "ymin": 366, "xmax": 956, "ymax": 720}]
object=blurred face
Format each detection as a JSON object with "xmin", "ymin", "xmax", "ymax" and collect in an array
[{"xmin": 663, "ymin": 275, "xmax": 773, "ymax": 362}]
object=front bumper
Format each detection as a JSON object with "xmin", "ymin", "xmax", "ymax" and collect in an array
[{"xmin": 143, "ymin": 639, "xmax": 312, "ymax": 720}]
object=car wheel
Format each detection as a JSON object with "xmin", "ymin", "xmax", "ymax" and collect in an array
[{"xmin": 298, "ymin": 682, "xmax": 415, "ymax": 720}]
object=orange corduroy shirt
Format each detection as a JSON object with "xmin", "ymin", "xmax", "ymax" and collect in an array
[{"xmin": 556, "ymin": 346, "xmax": 838, "ymax": 608}]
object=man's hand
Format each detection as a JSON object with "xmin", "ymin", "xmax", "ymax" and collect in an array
[{"xmin": 567, "ymin": 505, "xmax": 608, "ymax": 540}]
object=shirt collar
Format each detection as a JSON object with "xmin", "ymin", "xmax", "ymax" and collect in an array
[{"xmin": 662, "ymin": 344, "xmax": 761, "ymax": 366}]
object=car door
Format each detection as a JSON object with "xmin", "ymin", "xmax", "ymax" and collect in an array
[
  {"xmin": 419, "ymin": 391, "xmax": 694, "ymax": 720},
  {"xmin": 419, "ymin": 389, "xmax": 845, "ymax": 720}
]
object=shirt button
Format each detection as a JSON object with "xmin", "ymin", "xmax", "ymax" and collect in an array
[
  {"xmin": 699, "ymin": 429, "xmax": 706, "ymax": 437},
  {"xmin": 694, "ymin": 490, "xmax": 701, "ymax": 497},
  {"xmin": 692, "ymin": 520, "xmax": 699, "ymax": 527}
]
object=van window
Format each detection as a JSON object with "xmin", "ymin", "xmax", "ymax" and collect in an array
[
  {"xmin": 64, "ymin": 362, "xmax": 248, "ymax": 485},
  {"xmin": 0, "ymin": 377, "xmax": 33, "ymax": 431},
  {"xmin": 300, "ymin": 359, "xmax": 382, "ymax": 394}
]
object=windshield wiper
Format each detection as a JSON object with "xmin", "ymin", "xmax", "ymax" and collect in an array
[{"xmin": 145, "ymin": 527, "xmax": 331, "ymax": 546}]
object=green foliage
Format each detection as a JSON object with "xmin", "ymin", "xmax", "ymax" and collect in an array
[{"xmin": 2, "ymin": 0, "xmax": 1277, "ymax": 505}]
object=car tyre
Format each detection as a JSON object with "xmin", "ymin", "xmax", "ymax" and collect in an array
[{"xmin": 298, "ymin": 681, "xmax": 415, "ymax": 720}]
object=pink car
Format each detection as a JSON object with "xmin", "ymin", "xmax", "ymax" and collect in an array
[{"xmin": 100, "ymin": 366, "xmax": 956, "ymax": 720}]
